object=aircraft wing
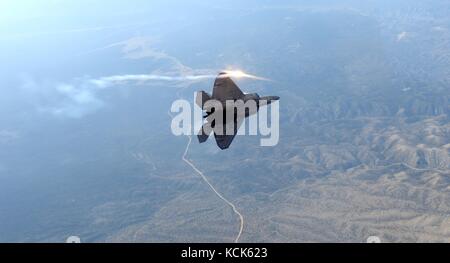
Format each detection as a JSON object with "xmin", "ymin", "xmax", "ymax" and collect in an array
[
  {"xmin": 213, "ymin": 115, "xmax": 244, "ymax": 150},
  {"xmin": 212, "ymin": 73, "xmax": 245, "ymax": 102}
]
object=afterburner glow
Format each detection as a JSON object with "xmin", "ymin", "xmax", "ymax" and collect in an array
[{"xmin": 222, "ymin": 70, "xmax": 270, "ymax": 81}]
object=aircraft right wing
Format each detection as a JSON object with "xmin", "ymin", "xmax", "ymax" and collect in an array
[{"xmin": 213, "ymin": 115, "xmax": 244, "ymax": 150}]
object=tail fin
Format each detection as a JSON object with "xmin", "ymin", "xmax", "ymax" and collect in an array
[
  {"xmin": 195, "ymin": 90, "xmax": 211, "ymax": 109},
  {"xmin": 196, "ymin": 91, "xmax": 213, "ymax": 143}
]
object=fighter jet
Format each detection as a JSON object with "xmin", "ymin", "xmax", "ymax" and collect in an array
[{"xmin": 196, "ymin": 71, "xmax": 279, "ymax": 150}]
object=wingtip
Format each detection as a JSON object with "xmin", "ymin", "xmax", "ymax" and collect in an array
[{"xmin": 218, "ymin": 145, "xmax": 230, "ymax": 150}]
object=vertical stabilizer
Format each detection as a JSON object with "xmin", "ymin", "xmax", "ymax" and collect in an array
[{"xmin": 195, "ymin": 91, "xmax": 211, "ymax": 109}]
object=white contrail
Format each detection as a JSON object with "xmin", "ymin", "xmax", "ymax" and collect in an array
[
  {"xmin": 90, "ymin": 71, "xmax": 270, "ymax": 88},
  {"xmin": 43, "ymin": 70, "xmax": 268, "ymax": 118},
  {"xmin": 91, "ymin": 74, "xmax": 216, "ymax": 88}
]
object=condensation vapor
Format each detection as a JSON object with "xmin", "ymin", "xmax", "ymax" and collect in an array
[{"xmin": 90, "ymin": 70, "xmax": 270, "ymax": 88}]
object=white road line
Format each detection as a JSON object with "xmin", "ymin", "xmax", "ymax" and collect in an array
[
  {"xmin": 167, "ymin": 103, "xmax": 244, "ymax": 243},
  {"xmin": 181, "ymin": 135, "xmax": 244, "ymax": 243}
]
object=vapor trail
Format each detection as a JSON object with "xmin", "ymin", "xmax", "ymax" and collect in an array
[
  {"xmin": 90, "ymin": 71, "xmax": 270, "ymax": 88},
  {"xmin": 91, "ymin": 74, "xmax": 217, "ymax": 87}
]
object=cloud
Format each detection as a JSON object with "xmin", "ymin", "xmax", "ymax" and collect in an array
[
  {"xmin": 24, "ymin": 67, "xmax": 270, "ymax": 118},
  {"xmin": 19, "ymin": 37, "xmax": 207, "ymax": 118},
  {"xmin": 47, "ymin": 83, "xmax": 105, "ymax": 118},
  {"xmin": 20, "ymin": 37, "xmax": 268, "ymax": 118},
  {"xmin": 25, "ymin": 69, "xmax": 268, "ymax": 118},
  {"xmin": 21, "ymin": 72, "xmax": 215, "ymax": 118},
  {"xmin": 432, "ymin": 26, "xmax": 447, "ymax": 32},
  {"xmin": 18, "ymin": 77, "xmax": 104, "ymax": 118},
  {"xmin": 397, "ymin": 31, "xmax": 408, "ymax": 42},
  {"xmin": 0, "ymin": 130, "xmax": 19, "ymax": 144},
  {"xmin": 121, "ymin": 37, "xmax": 165, "ymax": 60}
]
